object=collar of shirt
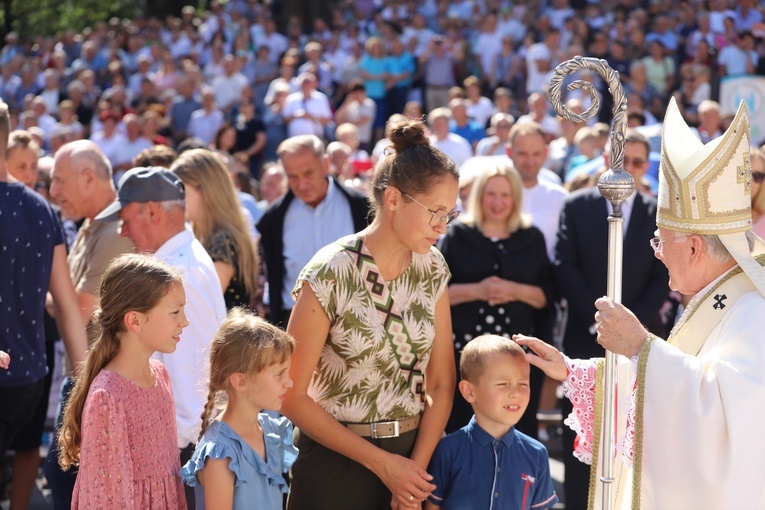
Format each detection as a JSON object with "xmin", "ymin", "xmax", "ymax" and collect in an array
[
  {"xmin": 465, "ymin": 415, "xmax": 517, "ymax": 447},
  {"xmin": 154, "ymin": 227, "xmax": 195, "ymax": 258}
]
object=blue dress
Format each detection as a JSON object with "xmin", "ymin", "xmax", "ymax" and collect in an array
[{"xmin": 180, "ymin": 415, "xmax": 298, "ymax": 509}]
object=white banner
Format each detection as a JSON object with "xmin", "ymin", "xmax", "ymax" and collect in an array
[{"xmin": 720, "ymin": 75, "xmax": 765, "ymax": 146}]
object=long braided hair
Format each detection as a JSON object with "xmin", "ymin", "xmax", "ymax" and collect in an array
[{"xmin": 198, "ymin": 308, "xmax": 295, "ymax": 441}]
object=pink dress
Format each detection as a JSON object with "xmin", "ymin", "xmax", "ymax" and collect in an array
[{"xmin": 72, "ymin": 359, "xmax": 186, "ymax": 510}]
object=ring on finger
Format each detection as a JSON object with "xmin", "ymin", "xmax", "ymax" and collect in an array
[{"xmin": 409, "ymin": 495, "xmax": 414, "ymax": 501}]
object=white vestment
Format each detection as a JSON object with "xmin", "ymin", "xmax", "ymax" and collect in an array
[{"xmin": 565, "ymin": 264, "xmax": 765, "ymax": 509}]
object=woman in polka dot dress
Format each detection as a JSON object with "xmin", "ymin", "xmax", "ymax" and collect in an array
[{"xmin": 439, "ymin": 164, "xmax": 555, "ymax": 436}]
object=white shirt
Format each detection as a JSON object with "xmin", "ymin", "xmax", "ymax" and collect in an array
[
  {"xmin": 90, "ymin": 131, "xmax": 127, "ymax": 166},
  {"xmin": 522, "ymin": 179, "xmax": 568, "ymax": 260},
  {"xmin": 281, "ymin": 178, "xmax": 355, "ymax": 309},
  {"xmin": 153, "ymin": 228, "xmax": 226, "ymax": 448},
  {"xmin": 430, "ymin": 133, "xmax": 473, "ymax": 168},
  {"xmin": 604, "ymin": 189, "xmax": 638, "ymax": 238},
  {"xmin": 472, "ymin": 30, "xmax": 504, "ymax": 77},
  {"xmin": 526, "ymin": 42, "xmax": 553, "ymax": 93},
  {"xmin": 284, "ymin": 90, "xmax": 332, "ymax": 138},
  {"xmin": 466, "ymin": 97, "xmax": 495, "ymax": 128},
  {"xmin": 112, "ymin": 136, "xmax": 153, "ymax": 168},
  {"xmin": 341, "ymin": 97, "xmax": 376, "ymax": 144},
  {"xmin": 717, "ymin": 45, "xmax": 757, "ymax": 75},
  {"xmin": 212, "ymin": 72, "xmax": 250, "ymax": 110},
  {"xmin": 187, "ymin": 108, "xmax": 224, "ymax": 145},
  {"xmin": 258, "ymin": 32, "xmax": 289, "ymax": 64}
]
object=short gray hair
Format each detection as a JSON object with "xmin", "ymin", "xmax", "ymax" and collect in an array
[
  {"xmin": 160, "ymin": 199, "xmax": 186, "ymax": 212},
  {"xmin": 277, "ymin": 135, "xmax": 325, "ymax": 161},
  {"xmin": 700, "ymin": 232, "xmax": 756, "ymax": 264}
]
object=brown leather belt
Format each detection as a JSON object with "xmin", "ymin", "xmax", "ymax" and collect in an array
[{"xmin": 344, "ymin": 415, "xmax": 421, "ymax": 439}]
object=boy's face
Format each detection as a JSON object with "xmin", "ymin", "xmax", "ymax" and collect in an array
[{"xmin": 459, "ymin": 353, "xmax": 530, "ymax": 438}]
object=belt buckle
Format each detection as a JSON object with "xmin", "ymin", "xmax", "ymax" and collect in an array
[{"xmin": 370, "ymin": 420, "xmax": 399, "ymax": 439}]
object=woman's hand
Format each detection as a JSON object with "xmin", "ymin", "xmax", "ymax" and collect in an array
[
  {"xmin": 513, "ymin": 335, "xmax": 568, "ymax": 381},
  {"xmin": 477, "ymin": 275, "xmax": 503, "ymax": 303},
  {"xmin": 488, "ymin": 278, "xmax": 517, "ymax": 305},
  {"xmin": 374, "ymin": 451, "xmax": 435, "ymax": 508}
]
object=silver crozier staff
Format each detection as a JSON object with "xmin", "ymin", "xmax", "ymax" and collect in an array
[{"xmin": 548, "ymin": 56, "xmax": 633, "ymax": 509}]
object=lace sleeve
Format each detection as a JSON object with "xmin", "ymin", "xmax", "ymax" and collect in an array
[{"xmin": 562, "ymin": 357, "xmax": 599, "ymax": 465}]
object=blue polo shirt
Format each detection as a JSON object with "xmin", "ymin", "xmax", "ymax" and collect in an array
[
  {"xmin": 385, "ymin": 52, "xmax": 416, "ymax": 89},
  {"xmin": 428, "ymin": 416, "xmax": 558, "ymax": 510},
  {"xmin": 0, "ymin": 181, "xmax": 64, "ymax": 387},
  {"xmin": 451, "ymin": 120, "xmax": 485, "ymax": 146}
]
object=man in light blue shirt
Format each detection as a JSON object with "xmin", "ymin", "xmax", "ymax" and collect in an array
[{"xmin": 257, "ymin": 135, "xmax": 371, "ymax": 326}]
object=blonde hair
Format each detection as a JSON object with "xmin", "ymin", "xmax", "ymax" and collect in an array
[
  {"xmin": 751, "ymin": 147, "xmax": 765, "ymax": 217},
  {"xmin": 58, "ymin": 254, "xmax": 182, "ymax": 469},
  {"xmin": 171, "ymin": 149, "xmax": 260, "ymax": 300},
  {"xmin": 198, "ymin": 308, "xmax": 295, "ymax": 441},
  {"xmin": 335, "ymin": 122, "xmax": 359, "ymax": 141},
  {"xmin": 461, "ymin": 164, "xmax": 530, "ymax": 233},
  {"xmin": 573, "ymin": 126, "xmax": 598, "ymax": 147},
  {"xmin": 460, "ymin": 335, "xmax": 526, "ymax": 382}
]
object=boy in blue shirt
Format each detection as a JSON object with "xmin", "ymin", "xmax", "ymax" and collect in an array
[{"xmin": 427, "ymin": 335, "xmax": 558, "ymax": 510}]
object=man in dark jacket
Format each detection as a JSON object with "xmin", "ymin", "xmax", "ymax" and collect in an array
[
  {"xmin": 257, "ymin": 134, "xmax": 370, "ymax": 326},
  {"xmin": 554, "ymin": 129, "xmax": 669, "ymax": 510}
]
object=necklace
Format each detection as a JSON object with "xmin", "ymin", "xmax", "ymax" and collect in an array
[{"xmin": 363, "ymin": 233, "xmax": 410, "ymax": 280}]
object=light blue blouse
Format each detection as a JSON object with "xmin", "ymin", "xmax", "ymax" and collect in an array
[{"xmin": 180, "ymin": 414, "xmax": 298, "ymax": 509}]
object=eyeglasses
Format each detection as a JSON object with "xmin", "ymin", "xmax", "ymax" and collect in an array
[
  {"xmin": 649, "ymin": 234, "xmax": 690, "ymax": 253},
  {"xmin": 753, "ymin": 172, "xmax": 765, "ymax": 184},
  {"xmin": 402, "ymin": 192, "xmax": 460, "ymax": 226}
]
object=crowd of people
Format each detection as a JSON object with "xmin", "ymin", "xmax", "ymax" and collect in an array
[{"xmin": 3, "ymin": 0, "xmax": 765, "ymax": 509}]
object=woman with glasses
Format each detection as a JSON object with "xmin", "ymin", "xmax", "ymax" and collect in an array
[
  {"xmin": 282, "ymin": 118, "xmax": 459, "ymax": 510},
  {"xmin": 438, "ymin": 164, "xmax": 555, "ymax": 435},
  {"xmin": 751, "ymin": 147, "xmax": 765, "ymax": 239}
]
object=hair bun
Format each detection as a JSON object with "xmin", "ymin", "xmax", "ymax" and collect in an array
[{"xmin": 387, "ymin": 119, "xmax": 429, "ymax": 153}]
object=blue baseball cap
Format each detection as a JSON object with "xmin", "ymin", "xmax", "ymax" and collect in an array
[{"xmin": 96, "ymin": 166, "xmax": 185, "ymax": 222}]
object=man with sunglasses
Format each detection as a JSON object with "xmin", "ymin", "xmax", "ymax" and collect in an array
[{"xmin": 552, "ymin": 128, "xmax": 670, "ymax": 509}]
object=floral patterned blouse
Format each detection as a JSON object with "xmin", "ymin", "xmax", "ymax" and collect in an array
[
  {"xmin": 293, "ymin": 234, "xmax": 450, "ymax": 423},
  {"xmin": 72, "ymin": 359, "xmax": 185, "ymax": 510}
]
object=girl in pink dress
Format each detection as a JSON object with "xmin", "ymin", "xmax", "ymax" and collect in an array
[{"xmin": 57, "ymin": 254, "xmax": 189, "ymax": 509}]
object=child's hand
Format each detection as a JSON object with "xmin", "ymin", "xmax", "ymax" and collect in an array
[{"xmin": 0, "ymin": 350, "xmax": 10, "ymax": 369}]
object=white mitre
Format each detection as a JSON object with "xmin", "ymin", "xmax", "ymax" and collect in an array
[{"xmin": 658, "ymin": 96, "xmax": 765, "ymax": 296}]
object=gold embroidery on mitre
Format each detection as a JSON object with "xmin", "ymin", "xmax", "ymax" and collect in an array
[
  {"xmin": 738, "ymin": 152, "xmax": 752, "ymax": 196},
  {"xmin": 657, "ymin": 101, "xmax": 752, "ymax": 234}
]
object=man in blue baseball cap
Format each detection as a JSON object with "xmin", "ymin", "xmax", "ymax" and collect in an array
[{"xmin": 97, "ymin": 165, "xmax": 226, "ymax": 508}]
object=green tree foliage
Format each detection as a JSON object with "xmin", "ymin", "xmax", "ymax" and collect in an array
[{"xmin": 1, "ymin": 0, "xmax": 144, "ymax": 37}]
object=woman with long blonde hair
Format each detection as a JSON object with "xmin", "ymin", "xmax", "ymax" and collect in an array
[{"xmin": 171, "ymin": 149, "xmax": 260, "ymax": 309}]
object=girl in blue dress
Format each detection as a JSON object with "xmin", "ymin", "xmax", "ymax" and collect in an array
[{"xmin": 181, "ymin": 309, "xmax": 297, "ymax": 509}]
